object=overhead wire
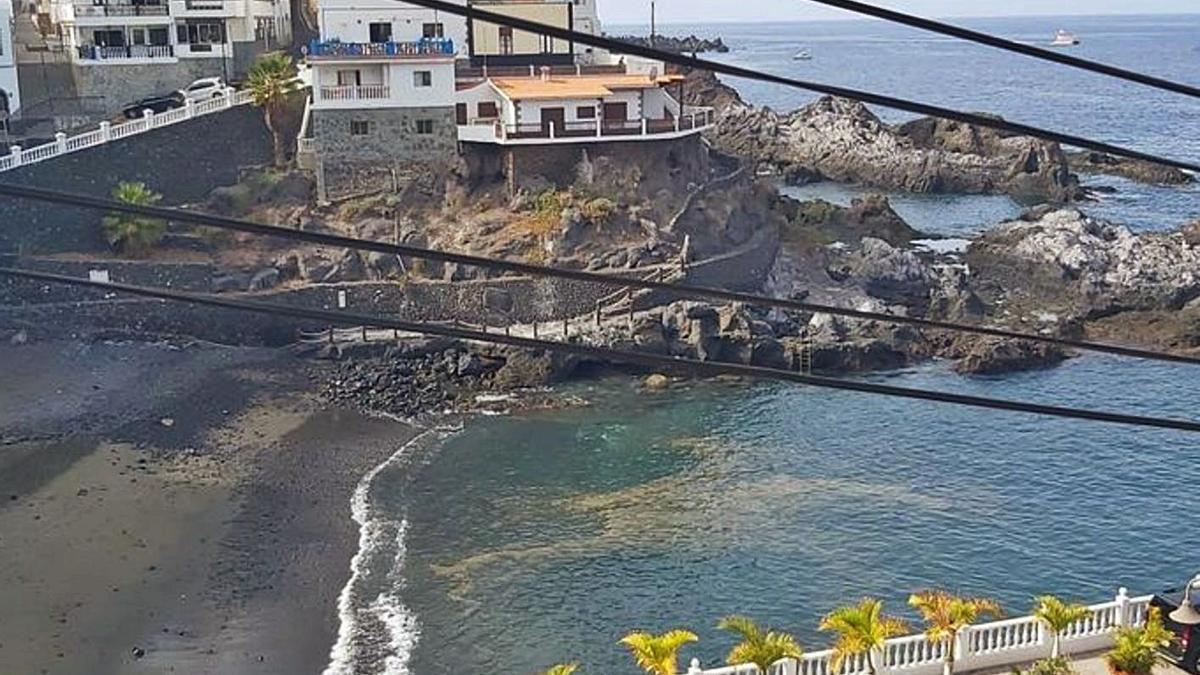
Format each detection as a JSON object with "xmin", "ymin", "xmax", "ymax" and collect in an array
[
  {"xmin": 400, "ymin": 0, "xmax": 1200, "ymax": 173},
  {"xmin": 797, "ymin": 0, "xmax": 1200, "ymax": 100},
  {"xmin": 4, "ymin": 266, "xmax": 1200, "ymax": 433},
  {"xmin": 1, "ymin": 181, "xmax": 1199, "ymax": 367}
]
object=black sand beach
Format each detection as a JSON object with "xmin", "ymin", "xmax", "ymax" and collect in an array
[{"xmin": 0, "ymin": 340, "xmax": 418, "ymax": 675}]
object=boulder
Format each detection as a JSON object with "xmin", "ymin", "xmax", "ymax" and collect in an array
[
  {"xmin": 643, "ymin": 374, "xmax": 670, "ymax": 390},
  {"xmin": 951, "ymin": 337, "xmax": 1069, "ymax": 375},
  {"xmin": 845, "ymin": 238, "xmax": 932, "ymax": 313}
]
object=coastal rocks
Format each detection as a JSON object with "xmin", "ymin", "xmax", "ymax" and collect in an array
[
  {"xmin": 714, "ymin": 96, "xmax": 1080, "ymax": 202},
  {"xmin": 778, "ymin": 194, "xmax": 921, "ymax": 248},
  {"xmin": 1065, "ymin": 151, "xmax": 1194, "ymax": 185},
  {"xmin": 967, "ymin": 208, "xmax": 1200, "ymax": 317},
  {"xmin": 843, "ymin": 238, "xmax": 933, "ymax": 312},
  {"xmin": 643, "ymin": 373, "xmax": 670, "ymax": 390},
  {"xmin": 949, "ymin": 336, "xmax": 1069, "ymax": 375},
  {"xmin": 611, "ymin": 34, "xmax": 730, "ymax": 54}
]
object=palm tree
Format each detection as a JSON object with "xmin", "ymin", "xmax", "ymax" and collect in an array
[
  {"xmin": 540, "ymin": 664, "xmax": 579, "ymax": 675},
  {"xmin": 619, "ymin": 629, "xmax": 699, "ymax": 675},
  {"xmin": 908, "ymin": 590, "xmax": 1003, "ymax": 675},
  {"xmin": 1033, "ymin": 596, "xmax": 1090, "ymax": 658},
  {"xmin": 103, "ymin": 181, "xmax": 165, "ymax": 255},
  {"xmin": 819, "ymin": 598, "xmax": 908, "ymax": 675},
  {"xmin": 246, "ymin": 51, "xmax": 299, "ymax": 168},
  {"xmin": 718, "ymin": 615, "xmax": 803, "ymax": 674}
]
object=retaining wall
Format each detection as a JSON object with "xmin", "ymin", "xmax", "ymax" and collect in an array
[{"xmin": 0, "ymin": 104, "xmax": 273, "ymax": 255}]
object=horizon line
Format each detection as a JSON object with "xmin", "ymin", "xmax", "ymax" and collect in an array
[{"xmin": 602, "ymin": 10, "xmax": 1200, "ymax": 28}]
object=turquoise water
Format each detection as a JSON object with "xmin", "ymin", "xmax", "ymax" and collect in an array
[
  {"xmin": 389, "ymin": 357, "xmax": 1199, "ymax": 674},
  {"xmin": 334, "ymin": 15, "xmax": 1200, "ymax": 674}
]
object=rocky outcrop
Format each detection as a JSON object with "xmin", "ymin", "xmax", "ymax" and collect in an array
[
  {"xmin": 681, "ymin": 68, "xmax": 746, "ymax": 115},
  {"xmin": 1065, "ymin": 151, "xmax": 1194, "ymax": 185},
  {"xmin": 610, "ymin": 34, "xmax": 730, "ymax": 54},
  {"xmin": 967, "ymin": 208, "xmax": 1200, "ymax": 318},
  {"xmin": 714, "ymin": 97, "xmax": 1081, "ymax": 202},
  {"xmin": 949, "ymin": 336, "xmax": 1069, "ymax": 375},
  {"xmin": 778, "ymin": 194, "xmax": 922, "ymax": 248}
]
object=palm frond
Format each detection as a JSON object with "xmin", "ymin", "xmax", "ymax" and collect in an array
[
  {"xmin": 620, "ymin": 629, "xmax": 699, "ymax": 675},
  {"xmin": 719, "ymin": 616, "xmax": 802, "ymax": 672},
  {"xmin": 1033, "ymin": 596, "xmax": 1091, "ymax": 633},
  {"xmin": 540, "ymin": 663, "xmax": 579, "ymax": 675}
]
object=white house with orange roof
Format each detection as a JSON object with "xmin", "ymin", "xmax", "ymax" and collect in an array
[
  {"xmin": 0, "ymin": 0, "xmax": 20, "ymax": 121},
  {"xmin": 455, "ymin": 69, "xmax": 713, "ymax": 144}
]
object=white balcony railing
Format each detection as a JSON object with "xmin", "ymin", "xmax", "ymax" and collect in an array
[
  {"xmin": 456, "ymin": 107, "xmax": 716, "ymax": 145},
  {"xmin": 690, "ymin": 589, "xmax": 1153, "ymax": 675},
  {"xmin": 0, "ymin": 89, "xmax": 253, "ymax": 173},
  {"xmin": 317, "ymin": 84, "xmax": 391, "ymax": 101}
]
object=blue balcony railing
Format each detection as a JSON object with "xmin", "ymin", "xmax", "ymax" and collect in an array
[{"xmin": 306, "ymin": 38, "xmax": 455, "ymax": 58}]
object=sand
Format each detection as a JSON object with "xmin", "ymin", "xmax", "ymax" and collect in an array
[{"xmin": 0, "ymin": 339, "xmax": 419, "ymax": 675}]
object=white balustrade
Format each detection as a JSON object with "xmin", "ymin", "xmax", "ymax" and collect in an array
[
  {"xmin": 0, "ymin": 87, "xmax": 256, "ymax": 173},
  {"xmin": 693, "ymin": 590, "xmax": 1155, "ymax": 675}
]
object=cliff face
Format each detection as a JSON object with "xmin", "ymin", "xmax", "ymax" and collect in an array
[{"xmin": 712, "ymin": 96, "xmax": 1081, "ymax": 202}]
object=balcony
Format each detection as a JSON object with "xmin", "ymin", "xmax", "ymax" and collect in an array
[
  {"xmin": 76, "ymin": 44, "xmax": 175, "ymax": 61},
  {"xmin": 316, "ymin": 84, "xmax": 391, "ymax": 101},
  {"xmin": 71, "ymin": 2, "xmax": 169, "ymax": 17},
  {"xmin": 168, "ymin": 0, "xmax": 244, "ymax": 17},
  {"xmin": 306, "ymin": 38, "xmax": 455, "ymax": 60},
  {"xmin": 458, "ymin": 107, "xmax": 716, "ymax": 145}
]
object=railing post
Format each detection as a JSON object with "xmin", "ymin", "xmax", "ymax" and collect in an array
[
  {"xmin": 8, "ymin": 145, "xmax": 21, "ymax": 167},
  {"xmin": 142, "ymin": 108, "xmax": 154, "ymax": 130},
  {"xmin": 1114, "ymin": 587, "xmax": 1130, "ymax": 627},
  {"xmin": 184, "ymin": 98, "xmax": 195, "ymax": 119},
  {"xmin": 642, "ymin": 118, "xmax": 648, "ymax": 135},
  {"xmin": 549, "ymin": 120, "xmax": 556, "ymax": 139},
  {"xmin": 99, "ymin": 121, "xmax": 111, "ymax": 142},
  {"xmin": 224, "ymin": 87, "xmax": 235, "ymax": 107},
  {"xmin": 675, "ymin": 114, "xmax": 681, "ymax": 132},
  {"xmin": 54, "ymin": 132, "xmax": 67, "ymax": 155},
  {"xmin": 687, "ymin": 658, "xmax": 703, "ymax": 675},
  {"xmin": 954, "ymin": 629, "xmax": 971, "ymax": 671}
]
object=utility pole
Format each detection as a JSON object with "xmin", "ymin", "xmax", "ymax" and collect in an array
[{"xmin": 650, "ymin": 0, "xmax": 655, "ymax": 48}]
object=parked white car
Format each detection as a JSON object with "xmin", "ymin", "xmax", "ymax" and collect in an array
[{"xmin": 178, "ymin": 77, "xmax": 228, "ymax": 102}]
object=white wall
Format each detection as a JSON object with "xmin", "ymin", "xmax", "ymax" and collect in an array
[
  {"xmin": 311, "ymin": 58, "xmax": 454, "ymax": 109},
  {"xmin": 515, "ymin": 96, "xmax": 602, "ymax": 127},
  {"xmin": 456, "ymin": 80, "xmax": 505, "ymax": 123},
  {"xmin": 0, "ymin": 0, "xmax": 18, "ymax": 115},
  {"xmin": 318, "ymin": 0, "xmax": 466, "ymax": 51}
]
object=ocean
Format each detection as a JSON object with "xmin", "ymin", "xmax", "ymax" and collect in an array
[{"xmin": 326, "ymin": 14, "xmax": 1200, "ymax": 675}]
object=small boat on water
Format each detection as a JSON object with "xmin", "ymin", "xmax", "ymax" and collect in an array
[
  {"xmin": 793, "ymin": 48, "xmax": 812, "ymax": 61},
  {"xmin": 1051, "ymin": 29, "xmax": 1080, "ymax": 47}
]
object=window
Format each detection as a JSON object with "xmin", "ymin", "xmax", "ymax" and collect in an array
[
  {"xmin": 337, "ymin": 69, "xmax": 361, "ymax": 86},
  {"xmin": 576, "ymin": 106, "xmax": 595, "ymax": 119},
  {"xmin": 368, "ymin": 22, "xmax": 391, "ymax": 43},
  {"xmin": 177, "ymin": 21, "xmax": 224, "ymax": 49},
  {"xmin": 93, "ymin": 29, "xmax": 125, "ymax": 47},
  {"xmin": 499, "ymin": 26, "xmax": 513, "ymax": 55},
  {"xmin": 350, "ymin": 120, "xmax": 370, "ymax": 136},
  {"xmin": 422, "ymin": 22, "xmax": 443, "ymax": 39},
  {"xmin": 131, "ymin": 28, "xmax": 146, "ymax": 45},
  {"xmin": 148, "ymin": 27, "xmax": 169, "ymax": 46},
  {"xmin": 477, "ymin": 101, "xmax": 498, "ymax": 118},
  {"xmin": 413, "ymin": 70, "xmax": 432, "ymax": 87},
  {"xmin": 415, "ymin": 119, "xmax": 434, "ymax": 134}
]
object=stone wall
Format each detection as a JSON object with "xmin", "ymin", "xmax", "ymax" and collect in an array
[
  {"xmin": 313, "ymin": 106, "xmax": 458, "ymax": 197},
  {"xmin": 0, "ymin": 104, "xmax": 273, "ymax": 255},
  {"xmin": 465, "ymin": 134, "xmax": 709, "ymax": 195},
  {"xmin": 72, "ymin": 60, "xmax": 226, "ymax": 116},
  {"xmin": 0, "ymin": 256, "xmax": 215, "ymax": 306}
]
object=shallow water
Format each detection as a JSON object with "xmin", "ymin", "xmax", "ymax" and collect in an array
[{"xmin": 393, "ymin": 356, "xmax": 1199, "ymax": 674}]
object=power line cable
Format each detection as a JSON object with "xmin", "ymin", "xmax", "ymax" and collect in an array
[
  {"xmin": 401, "ymin": 0, "xmax": 1199, "ymax": 173},
  {"xmin": 4, "ymin": 265, "xmax": 1200, "ymax": 433},
  {"xmin": 2, "ymin": 181, "xmax": 1199, "ymax": 367},
  {"xmin": 799, "ymin": 0, "xmax": 1200, "ymax": 101}
]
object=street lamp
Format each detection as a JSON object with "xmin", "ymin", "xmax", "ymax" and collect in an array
[{"xmin": 1169, "ymin": 573, "xmax": 1200, "ymax": 625}]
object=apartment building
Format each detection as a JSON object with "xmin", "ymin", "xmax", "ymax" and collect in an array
[{"xmin": 47, "ymin": 0, "xmax": 289, "ymax": 111}]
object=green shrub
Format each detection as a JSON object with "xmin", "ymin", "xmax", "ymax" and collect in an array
[
  {"xmin": 1105, "ymin": 608, "xmax": 1174, "ymax": 675},
  {"xmin": 1027, "ymin": 656, "xmax": 1075, "ymax": 675},
  {"xmin": 103, "ymin": 181, "xmax": 166, "ymax": 255}
]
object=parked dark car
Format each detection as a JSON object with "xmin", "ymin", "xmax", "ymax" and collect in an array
[
  {"xmin": 1150, "ymin": 589, "xmax": 1200, "ymax": 674},
  {"xmin": 121, "ymin": 93, "xmax": 185, "ymax": 119}
]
